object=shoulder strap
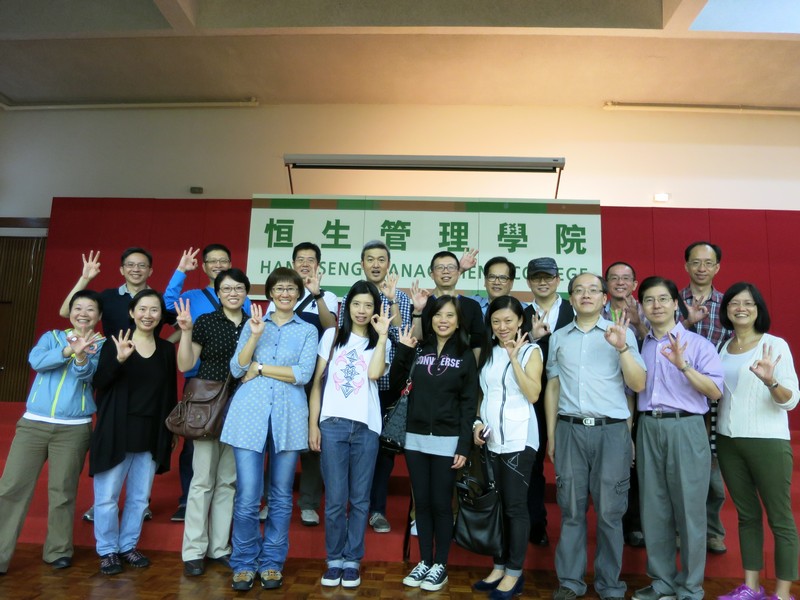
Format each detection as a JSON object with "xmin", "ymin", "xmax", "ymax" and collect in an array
[
  {"xmin": 201, "ymin": 288, "xmax": 221, "ymax": 311},
  {"xmin": 295, "ymin": 289, "xmax": 323, "ymax": 314}
]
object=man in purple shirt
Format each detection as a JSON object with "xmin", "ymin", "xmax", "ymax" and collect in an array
[
  {"xmin": 679, "ymin": 241, "xmax": 732, "ymax": 555},
  {"xmin": 632, "ymin": 277, "xmax": 723, "ymax": 600}
]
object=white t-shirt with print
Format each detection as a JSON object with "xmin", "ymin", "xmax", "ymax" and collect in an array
[{"xmin": 317, "ymin": 328, "xmax": 387, "ymax": 435}]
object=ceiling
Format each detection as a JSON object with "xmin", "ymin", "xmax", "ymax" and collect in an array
[{"xmin": 0, "ymin": 0, "xmax": 798, "ymax": 109}]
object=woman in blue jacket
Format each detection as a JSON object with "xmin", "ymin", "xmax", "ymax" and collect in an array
[{"xmin": 0, "ymin": 290, "xmax": 104, "ymax": 574}]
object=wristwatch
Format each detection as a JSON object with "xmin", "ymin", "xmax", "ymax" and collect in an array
[
  {"xmin": 258, "ymin": 362, "xmax": 263, "ymax": 377},
  {"xmin": 313, "ymin": 292, "xmax": 324, "ymax": 300}
]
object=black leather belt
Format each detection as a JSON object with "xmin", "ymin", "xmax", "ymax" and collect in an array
[
  {"xmin": 641, "ymin": 410, "xmax": 700, "ymax": 419},
  {"xmin": 558, "ymin": 415, "xmax": 626, "ymax": 427}
]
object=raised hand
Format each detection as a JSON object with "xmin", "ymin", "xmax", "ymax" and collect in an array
[
  {"xmin": 398, "ymin": 324, "xmax": 418, "ymax": 349},
  {"xmin": 304, "ymin": 270, "xmax": 322, "ymax": 296},
  {"xmin": 178, "ymin": 247, "xmax": 200, "ymax": 273},
  {"xmin": 370, "ymin": 303, "xmax": 392, "ymax": 337},
  {"xmin": 81, "ymin": 250, "xmax": 101, "ymax": 281},
  {"xmin": 112, "ymin": 329, "xmax": 136, "ymax": 363},
  {"xmin": 685, "ymin": 295, "xmax": 709, "ymax": 326},
  {"xmin": 503, "ymin": 329, "xmax": 529, "ymax": 360},
  {"xmin": 381, "ymin": 273, "xmax": 399, "ymax": 301},
  {"xmin": 175, "ymin": 297, "xmax": 193, "ymax": 331},
  {"xmin": 459, "ymin": 248, "xmax": 479, "ymax": 272},
  {"xmin": 67, "ymin": 331, "xmax": 103, "ymax": 357},
  {"xmin": 410, "ymin": 279, "xmax": 431, "ymax": 313},
  {"xmin": 248, "ymin": 303, "xmax": 265, "ymax": 336},
  {"xmin": 659, "ymin": 331, "xmax": 688, "ymax": 369},
  {"xmin": 604, "ymin": 311, "xmax": 631, "ymax": 351},
  {"xmin": 749, "ymin": 343, "xmax": 782, "ymax": 384},
  {"xmin": 530, "ymin": 309, "xmax": 551, "ymax": 340},
  {"xmin": 624, "ymin": 295, "xmax": 642, "ymax": 327}
]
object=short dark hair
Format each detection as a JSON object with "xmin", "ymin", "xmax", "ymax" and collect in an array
[
  {"xmin": 478, "ymin": 295, "xmax": 525, "ymax": 369},
  {"xmin": 203, "ymin": 244, "xmax": 232, "ymax": 261},
  {"xmin": 120, "ymin": 247, "xmax": 152, "ymax": 267},
  {"xmin": 604, "ymin": 261, "xmax": 636, "ymax": 281},
  {"xmin": 429, "ymin": 251, "xmax": 459, "ymax": 273},
  {"xmin": 483, "ymin": 256, "xmax": 516, "ymax": 280},
  {"xmin": 361, "ymin": 240, "xmax": 391, "ymax": 262},
  {"xmin": 292, "ymin": 242, "xmax": 321, "ymax": 263},
  {"xmin": 128, "ymin": 289, "xmax": 167, "ymax": 325},
  {"xmin": 684, "ymin": 241, "xmax": 722, "ymax": 263},
  {"xmin": 567, "ymin": 273, "xmax": 607, "ymax": 295},
  {"xmin": 424, "ymin": 295, "xmax": 470, "ymax": 354},
  {"xmin": 265, "ymin": 267, "xmax": 304, "ymax": 301},
  {"xmin": 637, "ymin": 276, "xmax": 688, "ymax": 320},
  {"xmin": 69, "ymin": 289, "xmax": 103, "ymax": 314},
  {"xmin": 213, "ymin": 268, "xmax": 251, "ymax": 295},
  {"xmin": 720, "ymin": 282, "xmax": 771, "ymax": 333}
]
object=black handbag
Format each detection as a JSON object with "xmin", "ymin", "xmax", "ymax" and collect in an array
[
  {"xmin": 379, "ymin": 349, "xmax": 419, "ymax": 454},
  {"xmin": 454, "ymin": 444, "xmax": 504, "ymax": 556}
]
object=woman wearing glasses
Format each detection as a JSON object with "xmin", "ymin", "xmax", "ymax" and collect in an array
[
  {"xmin": 174, "ymin": 268, "xmax": 250, "ymax": 576},
  {"xmin": 221, "ymin": 268, "xmax": 317, "ymax": 592},
  {"xmin": 716, "ymin": 283, "xmax": 799, "ymax": 600}
]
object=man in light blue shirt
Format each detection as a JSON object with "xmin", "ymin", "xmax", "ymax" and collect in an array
[{"xmin": 545, "ymin": 273, "xmax": 646, "ymax": 600}]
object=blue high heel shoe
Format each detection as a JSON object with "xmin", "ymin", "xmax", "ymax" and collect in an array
[
  {"xmin": 473, "ymin": 577, "xmax": 502, "ymax": 592},
  {"xmin": 489, "ymin": 575, "xmax": 525, "ymax": 599}
]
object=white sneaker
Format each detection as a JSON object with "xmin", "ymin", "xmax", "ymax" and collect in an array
[
  {"xmin": 300, "ymin": 508, "xmax": 320, "ymax": 526},
  {"xmin": 420, "ymin": 563, "xmax": 448, "ymax": 592},
  {"xmin": 402, "ymin": 561, "xmax": 430, "ymax": 588},
  {"xmin": 258, "ymin": 506, "xmax": 268, "ymax": 522}
]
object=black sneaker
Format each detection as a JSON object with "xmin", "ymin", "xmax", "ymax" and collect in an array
[
  {"xmin": 99, "ymin": 553, "xmax": 122, "ymax": 576},
  {"xmin": 120, "ymin": 548, "xmax": 150, "ymax": 568},
  {"xmin": 420, "ymin": 563, "xmax": 448, "ymax": 592},
  {"xmin": 171, "ymin": 505, "xmax": 186, "ymax": 522},
  {"xmin": 402, "ymin": 561, "xmax": 430, "ymax": 588}
]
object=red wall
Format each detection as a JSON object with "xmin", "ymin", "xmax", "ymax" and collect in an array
[{"xmin": 38, "ymin": 198, "xmax": 800, "ymax": 428}]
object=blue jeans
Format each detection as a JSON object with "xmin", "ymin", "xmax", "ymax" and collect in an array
[
  {"xmin": 93, "ymin": 451, "xmax": 157, "ymax": 556},
  {"xmin": 231, "ymin": 429, "xmax": 299, "ymax": 573},
  {"xmin": 319, "ymin": 418, "xmax": 379, "ymax": 569}
]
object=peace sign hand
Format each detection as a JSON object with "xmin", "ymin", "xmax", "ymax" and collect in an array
[{"xmin": 175, "ymin": 298, "xmax": 193, "ymax": 331}]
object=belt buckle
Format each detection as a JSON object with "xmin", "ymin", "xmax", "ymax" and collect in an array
[
  {"xmin": 652, "ymin": 408, "xmax": 663, "ymax": 418},
  {"xmin": 582, "ymin": 417, "xmax": 595, "ymax": 427}
]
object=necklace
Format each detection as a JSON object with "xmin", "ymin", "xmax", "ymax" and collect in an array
[{"xmin": 734, "ymin": 333, "xmax": 760, "ymax": 351}]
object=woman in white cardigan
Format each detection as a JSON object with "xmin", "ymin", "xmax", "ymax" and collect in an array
[{"xmin": 716, "ymin": 282, "xmax": 799, "ymax": 600}]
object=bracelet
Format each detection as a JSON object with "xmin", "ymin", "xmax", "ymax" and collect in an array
[
  {"xmin": 74, "ymin": 355, "xmax": 88, "ymax": 366},
  {"xmin": 386, "ymin": 300, "xmax": 396, "ymax": 306},
  {"xmin": 472, "ymin": 418, "xmax": 483, "ymax": 431},
  {"xmin": 412, "ymin": 313, "xmax": 422, "ymax": 319},
  {"xmin": 767, "ymin": 380, "xmax": 779, "ymax": 389},
  {"xmin": 313, "ymin": 292, "xmax": 324, "ymax": 300},
  {"xmin": 617, "ymin": 345, "xmax": 630, "ymax": 355},
  {"xmin": 258, "ymin": 362, "xmax": 263, "ymax": 377},
  {"xmin": 680, "ymin": 362, "xmax": 692, "ymax": 373}
]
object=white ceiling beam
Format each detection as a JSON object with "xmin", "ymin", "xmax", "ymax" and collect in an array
[
  {"xmin": 663, "ymin": 0, "xmax": 707, "ymax": 33},
  {"xmin": 153, "ymin": 0, "xmax": 198, "ymax": 34}
]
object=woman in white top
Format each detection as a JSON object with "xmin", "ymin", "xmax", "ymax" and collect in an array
[
  {"xmin": 308, "ymin": 280, "xmax": 390, "ymax": 590},
  {"xmin": 716, "ymin": 282, "xmax": 799, "ymax": 600},
  {"xmin": 472, "ymin": 296, "xmax": 543, "ymax": 599}
]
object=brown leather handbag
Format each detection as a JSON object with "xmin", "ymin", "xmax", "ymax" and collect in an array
[{"xmin": 165, "ymin": 375, "xmax": 232, "ymax": 440}]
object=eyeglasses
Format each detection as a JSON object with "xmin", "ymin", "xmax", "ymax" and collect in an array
[
  {"xmin": 205, "ymin": 258, "xmax": 231, "ymax": 266},
  {"xmin": 486, "ymin": 274, "xmax": 511, "ymax": 283},
  {"xmin": 293, "ymin": 257, "xmax": 317, "ymax": 265},
  {"xmin": 687, "ymin": 260, "xmax": 718, "ymax": 269},
  {"xmin": 571, "ymin": 287, "xmax": 603, "ymax": 296},
  {"xmin": 433, "ymin": 264, "xmax": 459, "ymax": 273},
  {"xmin": 272, "ymin": 286, "xmax": 299, "ymax": 295},
  {"xmin": 642, "ymin": 295, "xmax": 674, "ymax": 306},
  {"xmin": 529, "ymin": 274, "xmax": 557, "ymax": 283},
  {"xmin": 123, "ymin": 262, "xmax": 149, "ymax": 270},
  {"xmin": 728, "ymin": 300, "xmax": 757, "ymax": 309},
  {"xmin": 607, "ymin": 275, "xmax": 634, "ymax": 283},
  {"xmin": 219, "ymin": 285, "xmax": 246, "ymax": 295}
]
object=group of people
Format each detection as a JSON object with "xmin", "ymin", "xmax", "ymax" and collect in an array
[{"xmin": 0, "ymin": 239, "xmax": 796, "ymax": 600}]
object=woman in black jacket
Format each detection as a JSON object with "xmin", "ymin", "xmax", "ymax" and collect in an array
[{"xmin": 394, "ymin": 295, "xmax": 477, "ymax": 593}]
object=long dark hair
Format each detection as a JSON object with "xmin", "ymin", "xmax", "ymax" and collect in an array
[
  {"xmin": 423, "ymin": 295, "xmax": 470, "ymax": 355},
  {"xmin": 478, "ymin": 295, "xmax": 525, "ymax": 370},
  {"xmin": 335, "ymin": 280, "xmax": 382, "ymax": 350},
  {"xmin": 637, "ymin": 276, "xmax": 689, "ymax": 320}
]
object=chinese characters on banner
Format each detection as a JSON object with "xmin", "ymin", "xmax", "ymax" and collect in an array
[{"xmin": 247, "ymin": 196, "xmax": 601, "ymax": 297}]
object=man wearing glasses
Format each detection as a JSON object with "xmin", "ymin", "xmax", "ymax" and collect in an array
[
  {"xmin": 467, "ymin": 256, "xmax": 522, "ymax": 316},
  {"xmin": 679, "ymin": 241, "xmax": 732, "ymax": 556},
  {"xmin": 602, "ymin": 262, "xmax": 648, "ymax": 341},
  {"xmin": 545, "ymin": 273, "xmax": 646, "ymax": 600},
  {"xmin": 264, "ymin": 241, "xmax": 338, "ymax": 528},
  {"xmin": 522, "ymin": 257, "xmax": 574, "ymax": 547},
  {"xmin": 163, "ymin": 244, "xmax": 253, "ymax": 524}
]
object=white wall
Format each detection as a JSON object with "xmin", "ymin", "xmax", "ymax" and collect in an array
[{"xmin": 2, "ymin": 104, "xmax": 800, "ymax": 235}]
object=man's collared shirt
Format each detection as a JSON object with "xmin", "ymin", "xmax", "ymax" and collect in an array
[
  {"xmin": 468, "ymin": 294, "xmax": 529, "ymax": 317},
  {"xmin": 547, "ymin": 316, "xmax": 645, "ymax": 420},
  {"xmin": 638, "ymin": 322, "xmax": 723, "ymax": 414}
]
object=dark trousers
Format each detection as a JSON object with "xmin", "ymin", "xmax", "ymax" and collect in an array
[
  {"xmin": 491, "ymin": 447, "xmax": 535, "ymax": 574},
  {"xmin": 527, "ymin": 399, "xmax": 548, "ymax": 528},
  {"xmin": 405, "ymin": 450, "xmax": 458, "ymax": 565}
]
